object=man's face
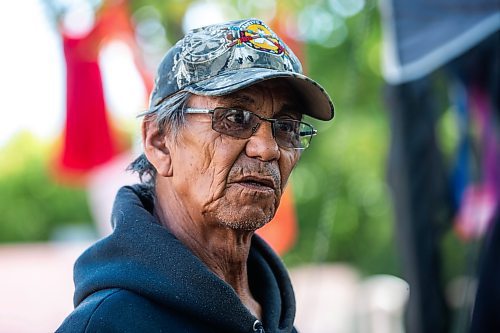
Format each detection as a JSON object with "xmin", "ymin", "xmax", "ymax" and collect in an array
[{"xmin": 165, "ymin": 80, "xmax": 303, "ymax": 230}]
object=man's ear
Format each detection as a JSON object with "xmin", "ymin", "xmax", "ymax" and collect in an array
[{"xmin": 142, "ymin": 118, "xmax": 173, "ymax": 177}]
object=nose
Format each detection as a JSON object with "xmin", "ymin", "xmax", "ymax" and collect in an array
[{"xmin": 245, "ymin": 121, "xmax": 280, "ymax": 161}]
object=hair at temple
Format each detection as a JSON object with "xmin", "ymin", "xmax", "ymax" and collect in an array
[{"xmin": 128, "ymin": 91, "xmax": 192, "ymax": 186}]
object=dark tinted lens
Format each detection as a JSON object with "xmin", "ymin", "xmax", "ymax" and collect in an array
[
  {"xmin": 212, "ymin": 108, "xmax": 257, "ymax": 139},
  {"xmin": 274, "ymin": 120, "xmax": 314, "ymax": 149},
  {"xmin": 274, "ymin": 120, "xmax": 300, "ymax": 148}
]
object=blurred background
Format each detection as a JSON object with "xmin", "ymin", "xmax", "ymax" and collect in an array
[{"xmin": 0, "ymin": 0, "xmax": 498, "ymax": 332}]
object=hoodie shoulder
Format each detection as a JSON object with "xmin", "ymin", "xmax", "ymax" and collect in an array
[
  {"xmin": 57, "ymin": 288, "xmax": 215, "ymax": 333},
  {"xmin": 56, "ymin": 288, "xmax": 164, "ymax": 333},
  {"xmin": 56, "ymin": 289, "xmax": 121, "ymax": 333}
]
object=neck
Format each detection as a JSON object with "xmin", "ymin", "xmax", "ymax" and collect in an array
[{"xmin": 154, "ymin": 187, "xmax": 262, "ymax": 319}]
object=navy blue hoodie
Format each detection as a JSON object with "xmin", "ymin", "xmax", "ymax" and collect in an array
[{"xmin": 56, "ymin": 185, "xmax": 297, "ymax": 333}]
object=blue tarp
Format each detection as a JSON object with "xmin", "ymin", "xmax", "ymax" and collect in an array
[{"xmin": 380, "ymin": 0, "xmax": 500, "ymax": 83}]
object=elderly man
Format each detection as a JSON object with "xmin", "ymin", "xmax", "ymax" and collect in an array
[{"xmin": 57, "ymin": 18, "xmax": 333, "ymax": 333}]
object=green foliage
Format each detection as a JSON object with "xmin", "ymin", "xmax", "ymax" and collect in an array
[
  {"xmin": 282, "ymin": 7, "xmax": 400, "ymax": 276},
  {"xmin": 0, "ymin": 133, "xmax": 93, "ymax": 242}
]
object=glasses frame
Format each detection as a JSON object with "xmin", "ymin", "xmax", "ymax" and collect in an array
[{"xmin": 184, "ymin": 107, "xmax": 317, "ymax": 150}]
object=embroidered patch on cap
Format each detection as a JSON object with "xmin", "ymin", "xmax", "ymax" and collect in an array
[{"xmin": 227, "ymin": 19, "xmax": 288, "ymax": 56}]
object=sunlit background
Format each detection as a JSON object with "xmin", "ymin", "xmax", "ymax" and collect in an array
[{"xmin": 1, "ymin": 0, "xmax": 498, "ymax": 332}]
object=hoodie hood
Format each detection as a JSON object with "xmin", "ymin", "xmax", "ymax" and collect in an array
[{"xmin": 73, "ymin": 184, "xmax": 296, "ymax": 332}]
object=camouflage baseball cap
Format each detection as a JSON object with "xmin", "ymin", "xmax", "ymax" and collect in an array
[{"xmin": 150, "ymin": 18, "xmax": 334, "ymax": 121}]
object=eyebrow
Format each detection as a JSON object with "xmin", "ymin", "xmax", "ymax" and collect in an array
[
  {"xmin": 219, "ymin": 93, "xmax": 255, "ymax": 107},
  {"xmin": 219, "ymin": 92, "xmax": 303, "ymax": 119},
  {"xmin": 276, "ymin": 104, "xmax": 302, "ymax": 120}
]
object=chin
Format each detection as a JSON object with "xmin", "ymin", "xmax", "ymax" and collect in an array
[
  {"xmin": 218, "ymin": 216, "xmax": 271, "ymax": 231},
  {"xmin": 211, "ymin": 205, "xmax": 276, "ymax": 231},
  {"xmin": 202, "ymin": 190, "xmax": 280, "ymax": 231}
]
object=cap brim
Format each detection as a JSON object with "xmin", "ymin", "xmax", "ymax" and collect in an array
[{"xmin": 183, "ymin": 68, "xmax": 334, "ymax": 121}]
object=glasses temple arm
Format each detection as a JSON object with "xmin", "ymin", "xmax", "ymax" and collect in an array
[
  {"xmin": 184, "ymin": 108, "xmax": 213, "ymax": 114},
  {"xmin": 299, "ymin": 129, "xmax": 318, "ymax": 136}
]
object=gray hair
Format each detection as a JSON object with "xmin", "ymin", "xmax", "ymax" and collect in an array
[{"xmin": 128, "ymin": 91, "xmax": 192, "ymax": 186}]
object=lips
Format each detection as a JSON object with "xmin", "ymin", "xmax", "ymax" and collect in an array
[{"xmin": 232, "ymin": 175, "xmax": 277, "ymax": 191}]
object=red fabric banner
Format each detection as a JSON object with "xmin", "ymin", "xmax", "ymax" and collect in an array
[
  {"xmin": 55, "ymin": 0, "xmax": 150, "ymax": 182},
  {"xmin": 59, "ymin": 33, "xmax": 115, "ymax": 175}
]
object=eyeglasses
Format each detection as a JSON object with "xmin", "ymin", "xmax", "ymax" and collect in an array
[{"xmin": 184, "ymin": 107, "xmax": 317, "ymax": 150}]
